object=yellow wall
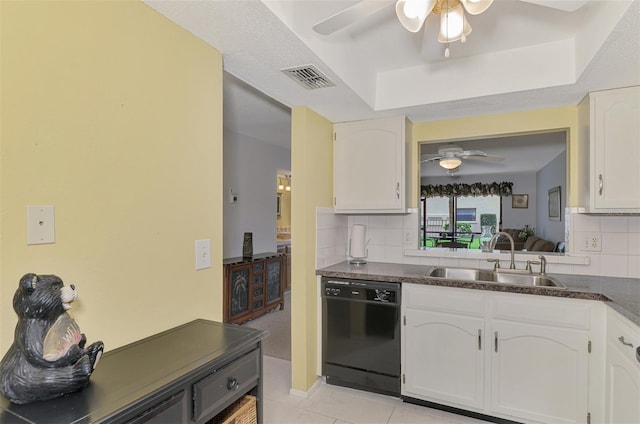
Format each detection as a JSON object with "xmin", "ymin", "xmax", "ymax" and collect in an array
[
  {"xmin": 290, "ymin": 107, "xmax": 333, "ymax": 391},
  {"xmin": 411, "ymin": 107, "xmax": 579, "ymax": 206},
  {"xmin": 0, "ymin": 1, "xmax": 224, "ymax": 353}
]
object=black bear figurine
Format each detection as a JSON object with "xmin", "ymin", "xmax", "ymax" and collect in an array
[{"xmin": 0, "ymin": 273, "xmax": 104, "ymax": 404}]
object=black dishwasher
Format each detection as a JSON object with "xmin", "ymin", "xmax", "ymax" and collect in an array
[{"xmin": 321, "ymin": 277, "xmax": 401, "ymax": 396}]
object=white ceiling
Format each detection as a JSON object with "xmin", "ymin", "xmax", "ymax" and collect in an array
[{"xmin": 145, "ymin": 0, "xmax": 639, "ymax": 164}]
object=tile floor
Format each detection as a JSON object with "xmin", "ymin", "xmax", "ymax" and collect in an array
[{"xmin": 262, "ymin": 356, "xmax": 492, "ymax": 424}]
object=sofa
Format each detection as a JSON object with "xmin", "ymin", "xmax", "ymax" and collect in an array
[
  {"xmin": 493, "ymin": 228, "xmax": 525, "ymax": 250},
  {"xmin": 493, "ymin": 229, "xmax": 556, "ymax": 252}
]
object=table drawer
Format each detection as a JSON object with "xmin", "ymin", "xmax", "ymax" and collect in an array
[{"xmin": 192, "ymin": 349, "xmax": 259, "ymax": 423}]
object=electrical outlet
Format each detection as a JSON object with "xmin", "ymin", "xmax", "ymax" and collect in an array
[{"xmin": 579, "ymin": 233, "xmax": 601, "ymax": 252}]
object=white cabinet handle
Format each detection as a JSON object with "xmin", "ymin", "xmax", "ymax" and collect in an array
[
  {"xmin": 494, "ymin": 331, "xmax": 498, "ymax": 353},
  {"xmin": 478, "ymin": 329, "xmax": 482, "ymax": 351},
  {"xmin": 598, "ymin": 174, "xmax": 604, "ymax": 196},
  {"xmin": 619, "ymin": 336, "xmax": 634, "ymax": 348},
  {"xmin": 396, "ymin": 182, "xmax": 400, "ymax": 199}
]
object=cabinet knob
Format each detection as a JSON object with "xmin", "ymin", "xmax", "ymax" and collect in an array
[{"xmin": 227, "ymin": 377, "xmax": 239, "ymax": 390}]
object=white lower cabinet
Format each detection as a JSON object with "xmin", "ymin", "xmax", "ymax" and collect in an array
[
  {"xmin": 404, "ymin": 308, "xmax": 485, "ymax": 410},
  {"xmin": 605, "ymin": 308, "xmax": 640, "ymax": 423},
  {"xmin": 402, "ymin": 284, "xmax": 599, "ymax": 424},
  {"xmin": 491, "ymin": 320, "xmax": 589, "ymax": 423}
]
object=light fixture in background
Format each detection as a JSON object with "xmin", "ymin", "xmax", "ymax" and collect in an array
[
  {"xmin": 285, "ymin": 175, "xmax": 291, "ymax": 191},
  {"xmin": 278, "ymin": 177, "xmax": 285, "ymax": 191},
  {"xmin": 396, "ymin": 0, "xmax": 493, "ymax": 57},
  {"xmin": 439, "ymin": 157, "xmax": 462, "ymax": 169}
]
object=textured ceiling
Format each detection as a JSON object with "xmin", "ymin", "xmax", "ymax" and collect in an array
[{"xmin": 145, "ymin": 0, "xmax": 639, "ymax": 165}]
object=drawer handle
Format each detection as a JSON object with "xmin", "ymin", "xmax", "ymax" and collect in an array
[
  {"xmin": 598, "ymin": 174, "xmax": 603, "ymax": 195},
  {"xmin": 227, "ymin": 377, "xmax": 239, "ymax": 391},
  {"xmin": 619, "ymin": 336, "xmax": 634, "ymax": 348}
]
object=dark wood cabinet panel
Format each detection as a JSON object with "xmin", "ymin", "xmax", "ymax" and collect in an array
[
  {"xmin": 277, "ymin": 245, "xmax": 291, "ymax": 291},
  {"xmin": 223, "ymin": 253, "xmax": 284, "ymax": 324},
  {"xmin": 230, "ymin": 266, "xmax": 250, "ymax": 320},
  {"xmin": 266, "ymin": 258, "xmax": 281, "ymax": 304}
]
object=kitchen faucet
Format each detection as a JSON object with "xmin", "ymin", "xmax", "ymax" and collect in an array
[{"xmin": 488, "ymin": 231, "xmax": 516, "ymax": 269}]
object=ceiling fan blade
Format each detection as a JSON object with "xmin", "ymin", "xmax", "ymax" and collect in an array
[
  {"xmin": 518, "ymin": 0, "xmax": 588, "ymax": 12},
  {"xmin": 463, "ymin": 155, "xmax": 505, "ymax": 162},
  {"xmin": 460, "ymin": 150, "xmax": 488, "ymax": 157},
  {"xmin": 312, "ymin": 0, "xmax": 393, "ymax": 35},
  {"xmin": 421, "ymin": 155, "xmax": 443, "ymax": 162}
]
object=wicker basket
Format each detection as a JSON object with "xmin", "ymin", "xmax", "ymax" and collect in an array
[{"xmin": 212, "ymin": 395, "xmax": 257, "ymax": 424}]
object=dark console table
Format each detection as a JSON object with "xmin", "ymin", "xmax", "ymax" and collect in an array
[{"xmin": 0, "ymin": 319, "xmax": 267, "ymax": 423}]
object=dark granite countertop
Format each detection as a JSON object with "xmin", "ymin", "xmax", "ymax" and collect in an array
[{"xmin": 316, "ymin": 261, "xmax": 640, "ymax": 327}]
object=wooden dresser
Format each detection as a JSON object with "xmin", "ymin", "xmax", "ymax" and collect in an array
[
  {"xmin": 0, "ymin": 320, "xmax": 267, "ymax": 423},
  {"xmin": 223, "ymin": 253, "xmax": 285, "ymax": 324}
]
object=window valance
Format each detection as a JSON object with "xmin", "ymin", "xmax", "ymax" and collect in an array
[{"xmin": 421, "ymin": 182, "xmax": 513, "ymax": 198}]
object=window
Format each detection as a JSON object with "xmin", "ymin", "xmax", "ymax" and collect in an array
[
  {"xmin": 420, "ymin": 195, "xmax": 501, "ymax": 248},
  {"xmin": 456, "ymin": 208, "xmax": 476, "ymax": 222}
]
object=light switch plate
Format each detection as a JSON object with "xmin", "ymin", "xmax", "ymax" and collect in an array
[
  {"xmin": 27, "ymin": 205, "xmax": 55, "ymax": 245},
  {"xmin": 195, "ymin": 239, "xmax": 211, "ymax": 270}
]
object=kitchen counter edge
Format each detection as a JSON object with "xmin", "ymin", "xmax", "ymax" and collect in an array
[{"xmin": 316, "ymin": 261, "xmax": 640, "ymax": 327}]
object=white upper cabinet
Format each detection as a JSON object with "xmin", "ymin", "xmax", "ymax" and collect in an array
[
  {"xmin": 333, "ymin": 116, "xmax": 409, "ymax": 213},
  {"xmin": 578, "ymin": 86, "xmax": 640, "ymax": 212}
]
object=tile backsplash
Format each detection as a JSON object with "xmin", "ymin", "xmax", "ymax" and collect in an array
[{"xmin": 316, "ymin": 207, "xmax": 640, "ymax": 279}]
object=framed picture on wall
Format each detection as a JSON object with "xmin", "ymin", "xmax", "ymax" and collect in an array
[
  {"xmin": 548, "ymin": 186, "xmax": 561, "ymax": 221},
  {"xmin": 512, "ymin": 194, "xmax": 528, "ymax": 209},
  {"xmin": 276, "ymin": 193, "xmax": 282, "ymax": 216}
]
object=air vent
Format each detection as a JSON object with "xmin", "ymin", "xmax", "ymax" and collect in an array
[{"xmin": 281, "ymin": 65, "xmax": 335, "ymax": 90}]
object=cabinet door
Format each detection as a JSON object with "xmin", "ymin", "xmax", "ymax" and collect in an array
[
  {"xmin": 592, "ymin": 86, "xmax": 640, "ymax": 210},
  {"xmin": 229, "ymin": 265, "xmax": 251, "ymax": 321},
  {"xmin": 334, "ymin": 116, "xmax": 405, "ymax": 213},
  {"xmin": 403, "ymin": 308, "xmax": 485, "ymax": 411},
  {"xmin": 491, "ymin": 320, "xmax": 589, "ymax": 424},
  {"xmin": 605, "ymin": 342, "xmax": 640, "ymax": 424},
  {"xmin": 605, "ymin": 308, "xmax": 640, "ymax": 423},
  {"xmin": 251, "ymin": 261, "xmax": 265, "ymax": 311},
  {"xmin": 265, "ymin": 256, "xmax": 282, "ymax": 305},
  {"xmin": 124, "ymin": 391, "xmax": 188, "ymax": 424}
]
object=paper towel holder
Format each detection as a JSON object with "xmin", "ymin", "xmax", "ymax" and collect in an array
[
  {"xmin": 348, "ymin": 239, "xmax": 367, "ymax": 265},
  {"xmin": 348, "ymin": 224, "xmax": 368, "ymax": 265}
]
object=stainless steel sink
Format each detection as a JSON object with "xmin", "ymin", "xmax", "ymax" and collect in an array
[
  {"xmin": 428, "ymin": 267, "xmax": 565, "ymax": 289},
  {"xmin": 492, "ymin": 273, "xmax": 563, "ymax": 287},
  {"xmin": 429, "ymin": 267, "xmax": 495, "ymax": 282}
]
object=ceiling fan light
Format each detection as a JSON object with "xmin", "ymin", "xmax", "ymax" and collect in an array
[
  {"xmin": 460, "ymin": 0, "xmax": 494, "ymax": 15},
  {"xmin": 438, "ymin": 4, "xmax": 472, "ymax": 43},
  {"xmin": 396, "ymin": 0, "xmax": 436, "ymax": 32},
  {"xmin": 439, "ymin": 157, "xmax": 462, "ymax": 169}
]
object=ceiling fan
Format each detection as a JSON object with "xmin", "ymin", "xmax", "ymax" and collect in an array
[
  {"xmin": 312, "ymin": 0, "xmax": 588, "ymax": 57},
  {"xmin": 421, "ymin": 144, "xmax": 504, "ymax": 170}
]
